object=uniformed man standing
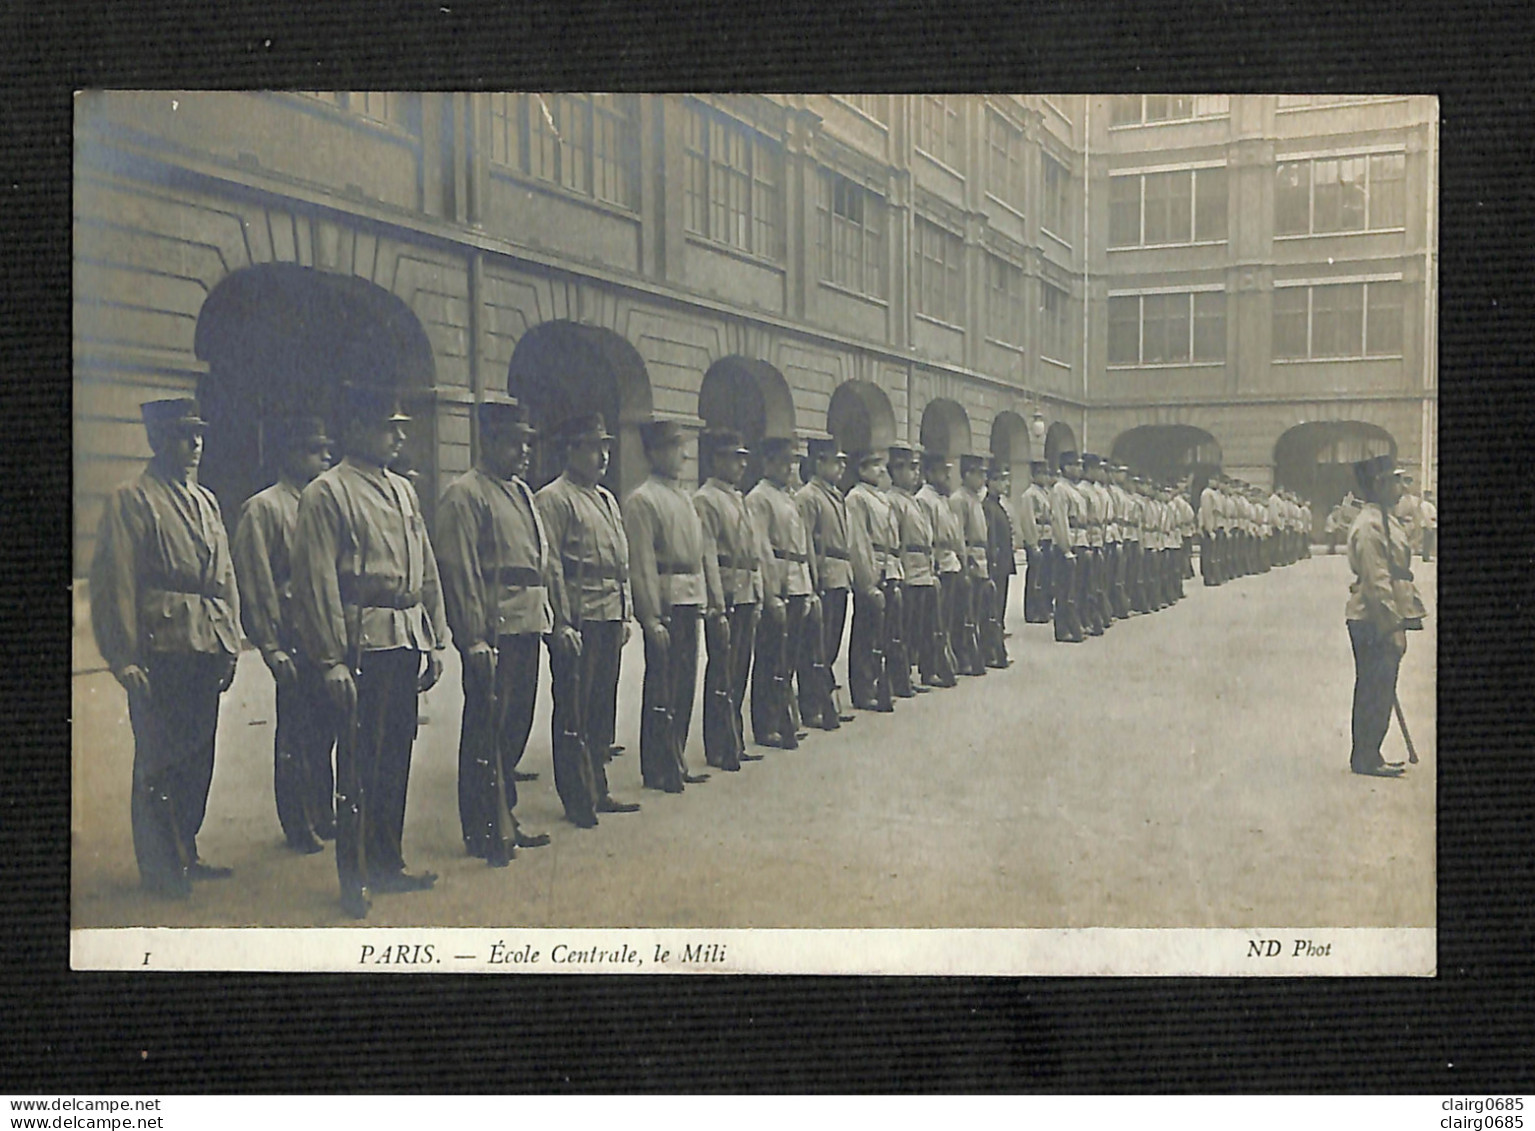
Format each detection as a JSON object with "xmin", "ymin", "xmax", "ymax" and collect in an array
[
  {"xmin": 91, "ymin": 398, "xmax": 241, "ymax": 899},
  {"xmin": 888, "ymin": 445, "xmax": 945, "ymax": 690},
  {"xmin": 879, "ymin": 448, "xmax": 920, "ymax": 699},
  {"xmin": 1177, "ymin": 479, "xmax": 1198, "ymax": 582},
  {"xmin": 917, "ymin": 451, "xmax": 965, "ymax": 673},
  {"xmin": 232, "ymin": 414, "xmax": 335, "ymax": 856},
  {"xmin": 535, "ymin": 414, "xmax": 635, "ymax": 826},
  {"xmin": 747, "ymin": 436, "xmax": 814, "ymax": 749},
  {"xmin": 1202, "ymin": 477, "xmax": 1224, "ymax": 583},
  {"xmin": 1048, "ymin": 451, "xmax": 1086, "ymax": 643},
  {"xmin": 797, "ymin": 439, "xmax": 856, "ymax": 728},
  {"xmin": 625, "ymin": 420, "xmax": 711, "ymax": 793},
  {"xmin": 434, "ymin": 396, "xmax": 566, "ymax": 867},
  {"xmin": 981, "ymin": 460, "xmax": 1014, "ymax": 668},
  {"xmin": 947, "ymin": 454, "xmax": 990, "ymax": 676},
  {"xmin": 1019, "ymin": 460, "xmax": 1053, "ymax": 624},
  {"xmin": 1070, "ymin": 454, "xmax": 1105, "ymax": 636},
  {"xmin": 694, "ymin": 428, "xmax": 760, "ymax": 771},
  {"xmin": 291, "ymin": 384, "xmax": 447, "ymax": 919},
  {"xmin": 845, "ymin": 450, "xmax": 894, "ymax": 712}
]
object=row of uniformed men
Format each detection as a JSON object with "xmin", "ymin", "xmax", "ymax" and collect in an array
[
  {"xmin": 1196, "ymin": 476, "xmax": 1313, "ymax": 586},
  {"xmin": 1010, "ymin": 451, "xmax": 1199, "ymax": 643},
  {"xmin": 90, "ymin": 387, "xmax": 1019, "ymax": 920}
]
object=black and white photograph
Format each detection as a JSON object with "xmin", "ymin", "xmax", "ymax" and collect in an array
[{"xmin": 69, "ymin": 92, "xmax": 1437, "ymax": 974}]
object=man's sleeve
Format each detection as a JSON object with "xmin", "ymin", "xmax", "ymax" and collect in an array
[
  {"xmin": 747, "ymin": 492, "xmax": 784, "ymax": 598},
  {"xmin": 291, "ymin": 481, "xmax": 348, "ymax": 669},
  {"xmin": 232, "ymin": 498, "xmax": 282, "ymax": 656},
  {"xmin": 1348, "ymin": 515, "xmax": 1403, "ymax": 635},
  {"xmin": 434, "ymin": 483, "xmax": 486, "ymax": 651},
  {"xmin": 694, "ymin": 493, "xmax": 726, "ymax": 614},
  {"xmin": 623, "ymin": 493, "xmax": 662, "ymax": 627},
  {"xmin": 89, "ymin": 487, "xmax": 143, "ymax": 675},
  {"xmin": 846, "ymin": 494, "xmax": 879, "ymax": 596}
]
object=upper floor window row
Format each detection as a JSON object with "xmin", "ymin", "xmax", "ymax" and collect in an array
[
  {"xmin": 489, "ymin": 94, "xmax": 640, "ymax": 211},
  {"xmin": 985, "ymin": 108, "xmax": 1027, "ymax": 215},
  {"xmin": 1109, "ymin": 166, "xmax": 1226, "ymax": 248},
  {"xmin": 818, "ymin": 172, "xmax": 887, "ymax": 299},
  {"xmin": 840, "ymin": 95, "xmax": 889, "ymax": 124},
  {"xmin": 913, "ymin": 216, "xmax": 965, "ymax": 326},
  {"xmin": 1276, "ymin": 152, "xmax": 1406, "ymax": 236},
  {"xmin": 1273, "ymin": 281, "xmax": 1404, "ymax": 360},
  {"xmin": 917, "ymin": 95, "xmax": 964, "ymax": 171},
  {"xmin": 683, "ymin": 102, "xmax": 785, "ymax": 261},
  {"xmin": 1041, "ymin": 154, "xmax": 1071, "ymax": 241},
  {"xmin": 1109, "ymin": 95, "xmax": 1231, "ymax": 128},
  {"xmin": 298, "ymin": 92, "xmax": 410, "ymax": 130}
]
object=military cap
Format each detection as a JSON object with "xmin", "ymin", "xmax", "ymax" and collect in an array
[
  {"xmin": 1029, "ymin": 459, "xmax": 1050, "ymax": 474},
  {"xmin": 267, "ymin": 414, "xmax": 330, "ymax": 453},
  {"xmin": 1056, "ymin": 450, "xmax": 1079, "ymax": 472},
  {"xmin": 1352, "ymin": 453, "xmax": 1404, "ymax": 491},
  {"xmin": 854, "ymin": 448, "xmax": 887, "ymax": 468},
  {"xmin": 807, "ymin": 438, "xmax": 848, "ymax": 462},
  {"xmin": 477, "ymin": 393, "xmax": 535, "ymax": 436},
  {"xmin": 888, "ymin": 444, "xmax": 920, "ymax": 467},
  {"xmin": 701, "ymin": 427, "xmax": 750, "ymax": 459},
  {"xmin": 638, "ymin": 419, "xmax": 686, "ymax": 451},
  {"xmin": 1081, "ymin": 452, "xmax": 1102, "ymax": 469},
  {"xmin": 954, "ymin": 453, "xmax": 983, "ymax": 476},
  {"xmin": 986, "ymin": 458, "xmax": 1011, "ymax": 479},
  {"xmin": 337, "ymin": 383, "xmax": 410, "ymax": 426},
  {"xmin": 141, "ymin": 397, "xmax": 206, "ymax": 430},
  {"xmin": 556, "ymin": 412, "xmax": 614, "ymax": 445},
  {"xmin": 921, "ymin": 450, "xmax": 953, "ymax": 473},
  {"xmin": 758, "ymin": 435, "xmax": 799, "ymax": 459}
]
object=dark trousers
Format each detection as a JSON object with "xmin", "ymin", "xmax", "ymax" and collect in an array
[
  {"xmin": 799, "ymin": 587, "xmax": 847, "ymax": 724},
  {"xmin": 1024, "ymin": 544, "xmax": 1052, "ymax": 622},
  {"xmin": 1348, "ymin": 619, "xmax": 1403, "ymax": 771},
  {"xmin": 127, "ymin": 651, "xmax": 228, "ymax": 890},
  {"xmin": 274, "ymin": 655, "xmax": 336, "ymax": 847},
  {"xmin": 1202, "ymin": 533, "xmax": 1219, "ymax": 584},
  {"xmin": 883, "ymin": 580, "xmax": 914, "ymax": 697},
  {"xmin": 995, "ymin": 572, "xmax": 1012, "ymax": 637},
  {"xmin": 641, "ymin": 607, "xmax": 700, "ymax": 790},
  {"xmin": 703, "ymin": 605, "xmax": 753, "ymax": 770},
  {"xmin": 848, "ymin": 586, "xmax": 890, "ymax": 708},
  {"xmin": 1053, "ymin": 547, "xmax": 1083, "ymax": 641},
  {"xmin": 752, "ymin": 595, "xmax": 805, "ymax": 744},
  {"xmin": 1422, "ymin": 530, "xmax": 1436, "ymax": 561},
  {"xmin": 1079, "ymin": 548, "xmax": 1104, "ymax": 635},
  {"xmin": 821, "ymin": 585, "xmax": 850, "ymax": 693},
  {"xmin": 910, "ymin": 582, "xmax": 951, "ymax": 685},
  {"xmin": 457, "ymin": 635, "xmax": 538, "ymax": 855},
  {"xmin": 335, "ymin": 648, "xmax": 421, "ymax": 894},
  {"xmin": 550, "ymin": 619, "xmax": 621, "ymax": 818},
  {"xmin": 1108, "ymin": 543, "xmax": 1129, "ymax": 619},
  {"xmin": 946, "ymin": 572, "xmax": 983, "ymax": 675},
  {"xmin": 980, "ymin": 576, "xmax": 1007, "ymax": 667}
]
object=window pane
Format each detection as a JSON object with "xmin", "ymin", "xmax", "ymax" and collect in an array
[
  {"xmin": 1141, "ymin": 294, "xmax": 1169, "ymax": 362},
  {"xmin": 1313, "ymin": 283, "xmax": 1364, "ymax": 357},
  {"xmin": 1194, "ymin": 94, "xmax": 1230, "ymax": 117},
  {"xmin": 1193, "ymin": 291, "xmax": 1226, "ymax": 361},
  {"xmin": 1273, "ymin": 288, "xmax": 1308, "ymax": 359},
  {"xmin": 1276, "ymin": 161, "xmax": 1311, "ymax": 235},
  {"xmin": 1313, "ymin": 159, "xmax": 1342, "ymax": 232},
  {"xmin": 1144, "ymin": 171, "xmax": 1191, "ymax": 244},
  {"xmin": 1144, "ymin": 95, "xmax": 1170, "ymax": 122},
  {"xmin": 1109, "ymin": 175, "xmax": 1141, "ymax": 247},
  {"xmin": 1370, "ymin": 153, "xmax": 1406, "ymax": 228},
  {"xmin": 1195, "ymin": 166, "xmax": 1227, "ymax": 241},
  {"xmin": 1367, "ymin": 281, "xmax": 1404, "ymax": 354},
  {"xmin": 1166, "ymin": 95, "xmax": 1193, "ymax": 121},
  {"xmin": 1108, "ymin": 296, "xmax": 1139, "ymax": 364},
  {"xmin": 1110, "ymin": 95, "xmax": 1142, "ymax": 126},
  {"xmin": 1338, "ymin": 157, "xmax": 1366, "ymax": 231},
  {"xmin": 1166, "ymin": 294, "xmax": 1191, "ymax": 362}
]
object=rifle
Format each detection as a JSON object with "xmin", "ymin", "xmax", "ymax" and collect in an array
[
  {"xmin": 1392, "ymin": 694, "xmax": 1419, "ymax": 765},
  {"xmin": 475, "ymin": 553, "xmax": 512, "ymax": 868},
  {"xmin": 337, "ymin": 592, "xmax": 368, "ymax": 907},
  {"xmin": 555, "ymin": 526, "xmax": 596, "ymax": 814}
]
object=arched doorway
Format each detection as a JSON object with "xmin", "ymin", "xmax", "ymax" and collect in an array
[
  {"xmin": 1274, "ymin": 421, "xmax": 1397, "ymax": 528},
  {"xmin": 1111, "ymin": 424, "xmax": 1223, "ymax": 483},
  {"xmin": 193, "ymin": 263, "xmax": 437, "ymax": 529},
  {"xmin": 1043, "ymin": 421, "xmax": 1076, "ymax": 469},
  {"xmin": 919, "ymin": 398, "xmax": 972, "ymax": 458},
  {"xmin": 507, "ymin": 320, "xmax": 654, "ymax": 498},
  {"xmin": 697, "ymin": 356, "xmax": 795, "ymax": 489},
  {"xmin": 827, "ymin": 380, "xmax": 898, "ymax": 491},
  {"xmin": 989, "ymin": 411, "xmax": 1034, "ymax": 471}
]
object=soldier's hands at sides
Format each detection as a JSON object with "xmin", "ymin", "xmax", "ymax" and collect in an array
[
  {"xmin": 643, "ymin": 620, "xmax": 670, "ymax": 651},
  {"xmin": 1389, "ymin": 628, "xmax": 1408, "ymax": 654},
  {"xmin": 216, "ymin": 654, "xmax": 239, "ymax": 693},
  {"xmin": 115, "ymin": 664, "xmax": 151, "ymax": 700},
  {"xmin": 264, "ymin": 649, "xmax": 299, "ymax": 687},
  {"xmin": 323, "ymin": 663, "xmax": 357, "ymax": 716},
  {"xmin": 465, "ymin": 642, "xmax": 495, "ymax": 683},
  {"xmin": 553, "ymin": 625, "xmax": 582, "ymax": 658},
  {"xmin": 419, "ymin": 652, "xmax": 444, "ymax": 693},
  {"xmin": 766, "ymin": 597, "xmax": 787, "ymax": 626},
  {"xmin": 868, "ymin": 588, "xmax": 886, "ymax": 611}
]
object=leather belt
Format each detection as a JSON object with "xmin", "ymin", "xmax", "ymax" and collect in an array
[
  {"xmin": 563, "ymin": 557, "xmax": 625, "ymax": 580},
  {"xmin": 338, "ymin": 576, "xmax": 421, "ymax": 609},
  {"xmin": 144, "ymin": 582, "xmax": 223, "ymax": 599},
  {"xmin": 821, "ymin": 547, "xmax": 851, "ymax": 561},
  {"xmin": 657, "ymin": 563, "xmax": 701, "ymax": 576},
  {"xmin": 483, "ymin": 565, "xmax": 543, "ymax": 588},
  {"xmin": 966, "ymin": 540, "xmax": 987, "ymax": 549},
  {"xmin": 903, "ymin": 544, "xmax": 931, "ymax": 553},
  {"xmin": 873, "ymin": 543, "xmax": 895, "ymax": 554},
  {"xmin": 774, "ymin": 549, "xmax": 808, "ymax": 563}
]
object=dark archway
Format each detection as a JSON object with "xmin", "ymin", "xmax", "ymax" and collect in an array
[
  {"xmin": 507, "ymin": 320, "xmax": 655, "ymax": 498},
  {"xmin": 1043, "ymin": 420, "xmax": 1076, "ymax": 469},
  {"xmin": 990, "ymin": 410, "xmax": 1034, "ymax": 471},
  {"xmin": 1275, "ymin": 421, "xmax": 1397, "ymax": 532},
  {"xmin": 1111, "ymin": 424, "xmax": 1222, "ymax": 483},
  {"xmin": 826, "ymin": 380, "xmax": 898, "ymax": 491},
  {"xmin": 193, "ymin": 263, "xmax": 437, "ymax": 528},
  {"xmin": 697, "ymin": 356, "xmax": 795, "ymax": 489},
  {"xmin": 919, "ymin": 397, "xmax": 972, "ymax": 458}
]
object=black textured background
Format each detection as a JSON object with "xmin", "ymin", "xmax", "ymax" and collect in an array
[{"xmin": 4, "ymin": 0, "xmax": 1533, "ymax": 1092}]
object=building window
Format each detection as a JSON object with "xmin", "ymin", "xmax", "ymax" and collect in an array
[
  {"xmin": 1041, "ymin": 155, "xmax": 1070, "ymax": 240},
  {"xmin": 1040, "ymin": 282, "xmax": 1071, "ymax": 363},
  {"xmin": 1108, "ymin": 166, "xmax": 1227, "ymax": 248},
  {"xmin": 1107, "ymin": 292, "xmax": 1226, "ymax": 365},
  {"xmin": 986, "ymin": 254, "xmax": 1025, "ymax": 346},
  {"xmin": 818, "ymin": 172, "xmax": 886, "ymax": 298},
  {"xmin": 843, "ymin": 94, "xmax": 888, "ymax": 124},
  {"xmin": 917, "ymin": 95, "xmax": 963, "ymax": 170},
  {"xmin": 1272, "ymin": 281, "xmax": 1405, "ymax": 360},
  {"xmin": 913, "ymin": 217, "xmax": 964, "ymax": 325},
  {"xmin": 985, "ymin": 108, "xmax": 1027, "ymax": 214},
  {"xmin": 682, "ymin": 102, "xmax": 785, "ymax": 260},
  {"xmin": 1275, "ymin": 152, "xmax": 1407, "ymax": 236},
  {"xmin": 488, "ymin": 94, "xmax": 639, "ymax": 211},
  {"xmin": 1109, "ymin": 94, "xmax": 1230, "ymax": 127},
  {"xmin": 297, "ymin": 91, "xmax": 406, "ymax": 129}
]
